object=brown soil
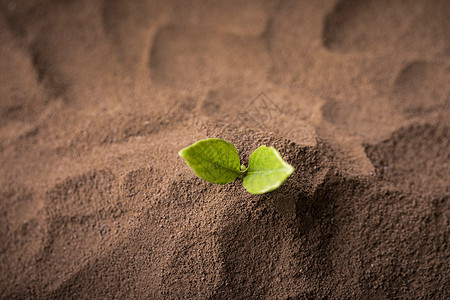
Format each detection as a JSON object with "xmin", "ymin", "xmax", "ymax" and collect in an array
[{"xmin": 1, "ymin": 0, "xmax": 449, "ymax": 299}]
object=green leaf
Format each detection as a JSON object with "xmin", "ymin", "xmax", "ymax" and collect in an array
[
  {"xmin": 243, "ymin": 146, "xmax": 294, "ymax": 194},
  {"xmin": 179, "ymin": 138, "xmax": 241, "ymax": 184}
]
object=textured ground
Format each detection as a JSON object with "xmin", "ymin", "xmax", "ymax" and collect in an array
[{"xmin": 0, "ymin": 0, "xmax": 449, "ymax": 299}]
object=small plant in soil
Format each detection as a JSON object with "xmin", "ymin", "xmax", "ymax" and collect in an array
[{"xmin": 179, "ymin": 138, "xmax": 294, "ymax": 194}]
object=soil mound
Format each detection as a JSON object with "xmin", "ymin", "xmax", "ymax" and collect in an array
[{"xmin": 1, "ymin": 0, "xmax": 448, "ymax": 298}]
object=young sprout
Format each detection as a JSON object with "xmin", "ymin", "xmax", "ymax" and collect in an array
[{"xmin": 178, "ymin": 138, "xmax": 294, "ymax": 194}]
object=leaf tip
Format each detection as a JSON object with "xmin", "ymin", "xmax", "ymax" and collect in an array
[
  {"xmin": 287, "ymin": 164, "xmax": 295, "ymax": 175},
  {"xmin": 178, "ymin": 148, "xmax": 186, "ymax": 158}
]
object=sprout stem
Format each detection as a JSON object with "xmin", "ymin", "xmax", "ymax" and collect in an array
[{"xmin": 239, "ymin": 164, "xmax": 248, "ymax": 178}]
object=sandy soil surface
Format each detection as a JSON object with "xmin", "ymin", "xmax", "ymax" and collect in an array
[{"xmin": 1, "ymin": 0, "xmax": 449, "ymax": 298}]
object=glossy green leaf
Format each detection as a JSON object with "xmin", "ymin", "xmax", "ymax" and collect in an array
[
  {"xmin": 243, "ymin": 146, "xmax": 294, "ymax": 194},
  {"xmin": 179, "ymin": 138, "xmax": 241, "ymax": 184}
]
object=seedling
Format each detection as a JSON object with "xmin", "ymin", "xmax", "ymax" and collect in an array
[{"xmin": 178, "ymin": 138, "xmax": 294, "ymax": 194}]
